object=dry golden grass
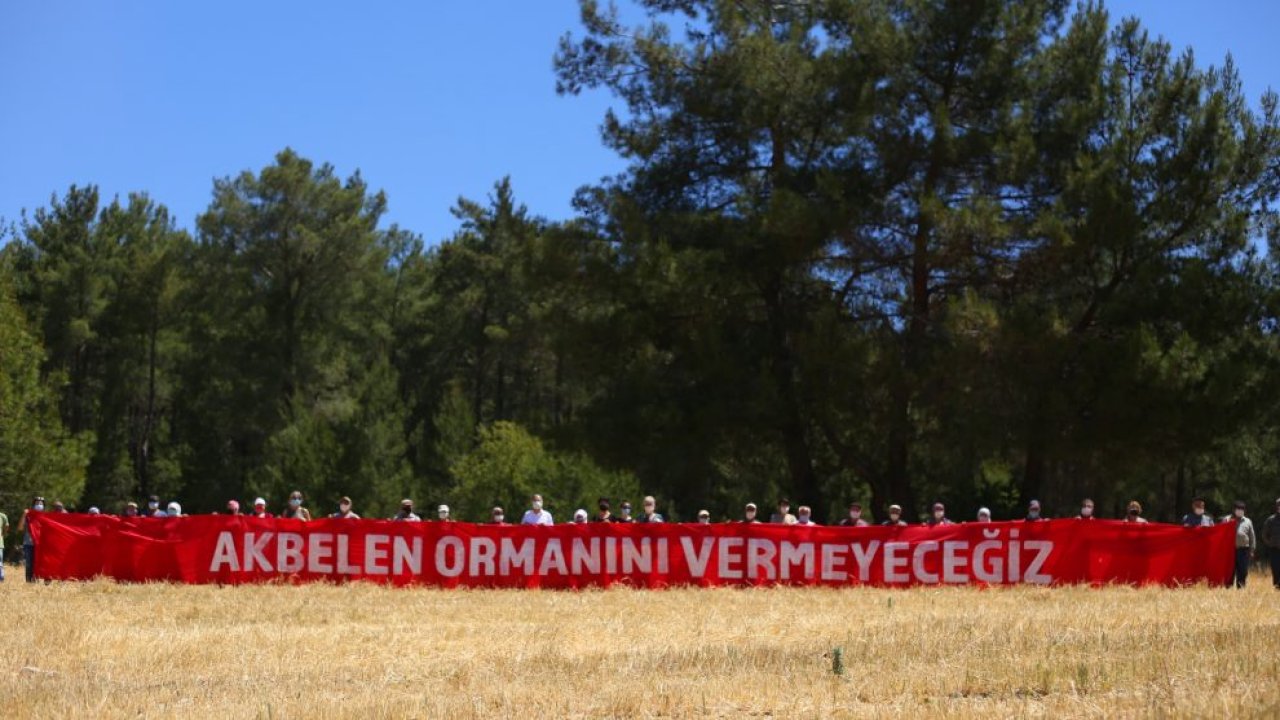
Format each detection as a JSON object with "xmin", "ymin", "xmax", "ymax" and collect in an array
[{"xmin": 2, "ymin": 564, "xmax": 1278, "ymax": 719}]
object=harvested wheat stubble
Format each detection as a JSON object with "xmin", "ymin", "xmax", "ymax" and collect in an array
[{"xmin": 1, "ymin": 568, "xmax": 1277, "ymax": 719}]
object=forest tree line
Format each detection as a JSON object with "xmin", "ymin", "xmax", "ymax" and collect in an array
[{"xmin": 4, "ymin": 0, "xmax": 1280, "ymax": 523}]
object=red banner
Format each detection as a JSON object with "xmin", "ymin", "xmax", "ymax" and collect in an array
[{"xmin": 27, "ymin": 513, "xmax": 1235, "ymax": 588}]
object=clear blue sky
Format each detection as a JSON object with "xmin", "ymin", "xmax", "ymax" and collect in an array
[{"xmin": 3, "ymin": 1, "xmax": 1278, "ymax": 245}]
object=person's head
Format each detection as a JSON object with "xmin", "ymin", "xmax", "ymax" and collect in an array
[
  {"xmin": 400, "ymin": 499, "xmax": 414, "ymax": 515},
  {"xmin": 1080, "ymin": 498, "xmax": 1094, "ymax": 517},
  {"xmin": 166, "ymin": 502, "xmax": 181, "ymax": 517},
  {"xmin": 148, "ymin": 495, "xmax": 160, "ymax": 510},
  {"xmin": 32, "ymin": 496, "xmax": 45, "ymax": 511},
  {"xmin": 932, "ymin": 502, "xmax": 945, "ymax": 520},
  {"xmin": 289, "ymin": 491, "xmax": 304, "ymax": 508},
  {"xmin": 1027, "ymin": 500, "xmax": 1041, "ymax": 519},
  {"xmin": 797, "ymin": 505, "xmax": 812, "ymax": 523},
  {"xmin": 888, "ymin": 504, "xmax": 903, "ymax": 521},
  {"xmin": 530, "ymin": 494, "xmax": 543, "ymax": 511},
  {"xmin": 339, "ymin": 496, "xmax": 352, "ymax": 513},
  {"xmin": 848, "ymin": 502, "xmax": 862, "ymax": 520},
  {"xmin": 697, "ymin": 509, "xmax": 711, "ymax": 524},
  {"xmin": 745, "ymin": 502, "xmax": 758, "ymax": 521},
  {"xmin": 620, "ymin": 501, "xmax": 632, "ymax": 517},
  {"xmin": 87, "ymin": 506, "xmax": 100, "ymax": 515},
  {"xmin": 123, "ymin": 501, "xmax": 138, "ymax": 517},
  {"xmin": 53, "ymin": 501, "xmax": 66, "ymax": 513},
  {"xmin": 491, "ymin": 506, "xmax": 505, "ymax": 523},
  {"xmin": 573, "ymin": 509, "xmax": 588, "ymax": 524},
  {"xmin": 977, "ymin": 507, "xmax": 991, "ymax": 522},
  {"xmin": 643, "ymin": 495, "xmax": 657, "ymax": 514},
  {"xmin": 437, "ymin": 504, "xmax": 450, "ymax": 520},
  {"xmin": 1191, "ymin": 497, "xmax": 1207, "ymax": 515},
  {"xmin": 598, "ymin": 497, "xmax": 611, "ymax": 512},
  {"xmin": 254, "ymin": 497, "xmax": 267, "ymax": 514},
  {"xmin": 1127, "ymin": 500, "xmax": 1142, "ymax": 517},
  {"xmin": 778, "ymin": 498, "xmax": 791, "ymax": 514},
  {"xmin": 1233, "ymin": 500, "xmax": 1246, "ymax": 518},
  {"xmin": 226, "ymin": 499, "xmax": 240, "ymax": 514}
]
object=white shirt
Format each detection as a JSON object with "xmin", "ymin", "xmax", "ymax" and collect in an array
[{"xmin": 521, "ymin": 509, "xmax": 554, "ymax": 525}]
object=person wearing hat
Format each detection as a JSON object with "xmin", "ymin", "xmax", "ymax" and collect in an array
[
  {"xmin": 796, "ymin": 506, "xmax": 817, "ymax": 525},
  {"xmin": 122, "ymin": 501, "xmax": 140, "ymax": 518},
  {"xmin": 572, "ymin": 509, "xmax": 589, "ymax": 524},
  {"xmin": 742, "ymin": 502, "xmax": 760, "ymax": 523},
  {"xmin": 166, "ymin": 502, "xmax": 183, "ymax": 517},
  {"xmin": 615, "ymin": 500, "xmax": 634, "ymax": 523},
  {"xmin": 696, "ymin": 509, "xmax": 711, "ymax": 524},
  {"xmin": 1229, "ymin": 501, "xmax": 1256, "ymax": 589},
  {"xmin": 489, "ymin": 506, "xmax": 509, "ymax": 525},
  {"xmin": 881, "ymin": 504, "xmax": 907, "ymax": 527},
  {"xmin": 146, "ymin": 495, "xmax": 164, "ymax": 517},
  {"xmin": 637, "ymin": 496, "xmax": 664, "ymax": 523},
  {"xmin": 1262, "ymin": 498, "xmax": 1280, "ymax": 590},
  {"xmin": 770, "ymin": 499, "xmax": 797, "ymax": 525},
  {"xmin": 926, "ymin": 502, "xmax": 952, "ymax": 527},
  {"xmin": 839, "ymin": 501, "xmax": 868, "ymax": 527},
  {"xmin": 394, "ymin": 499, "xmax": 421, "ymax": 522},
  {"xmin": 332, "ymin": 497, "xmax": 360, "ymax": 519},
  {"xmin": 592, "ymin": 498, "xmax": 614, "ymax": 523},
  {"xmin": 251, "ymin": 498, "xmax": 273, "ymax": 519},
  {"xmin": 1123, "ymin": 500, "xmax": 1148, "ymax": 523},
  {"xmin": 436, "ymin": 505, "xmax": 453, "ymax": 522},
  {"xmin": 1181, "ymin": 497, "xmax": 1215, "ymax": 527},
  {"xmin": 15, "ymin": 496, "xmax": 44, "ymax": 583},
  {"xmin": 225, "ymin": 500, "xmax": 242, "ymax": 516},
  {"xmin": 51, "ymin": 501, "xmax": 67, "ymax": 513},
  {"xmin": 976, "ymin": 507, "xmax": 993, "ymax": 523},
  {"xmin": 1025, "ymin": 500, "xmax": 1046, "ymax": 522},
  {"xmin": 87, "ymin": 507, "xmax": 101, "ymax": 515},
  {"xmin": 521, "ymin": 494, "xmax": 553, "ymax": 525}
]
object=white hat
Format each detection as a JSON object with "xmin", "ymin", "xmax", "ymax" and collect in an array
[
  {"xmin": 166, "ymin": 502, "xmax": 182, "ymax": 516},
  {"xmin": 87, "ymin": 506, "xmax": 101, "ymax": 515},
  {"xmin": 977, "ymin": 507, "xmax": 991, "ymax": 517},
  {"xmin": 254, "ymin": 497, "xmax": 266, "ymax": 507},
  {"xmin": 437, "ymin": 504, "xmax": 450, "ymax": 514},
  {"xmin": 573, "ymin": 508, "xmax": 588, "ymax": 521}
]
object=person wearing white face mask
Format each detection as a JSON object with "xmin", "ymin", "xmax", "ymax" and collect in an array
[
  {"xmin": 1025, "ymin": 500, "xmax": 1046, "ymax": 522},
  {"xmin": 881, "ymin": 504, "xmax": 907, "ymax": 527},
  {"xmin": 696, "ymin": 509, "xmax": 711, "ymax": 524},
  {"xmin": 795, "ymin": 506, "xmax": 818, "ymax": 525},
  {"xmin": 926, "ymin": 502, "xmax": 952, "ymax": 527},
  {"xmin": 839, "ymin": 501, "xmax": 868, "ymax": 527},
  {"xmin": 976, "ymin": 507, "xmax": 992, "ymax": 523},
  {"xmin": 742, "ymin": 502, "xmax": 760, "ymax": 523},
  {"xmin": 489, "ymin": 506, "xmax": 509, "ymax": 525},
  {"xmin": 1077, "ymin": 499, "xmax": 1096, "ymax": 520},
  {"xmin": 1181, "ymin": 497, "xmax": 1215, "ymax": 527},
  {"xmin": 332, "ymin": 496, "xmax": 360, "ymax": 519},
  {"xmin": 770, "ymin": 499, "xmax": 797, "ymax": 525},
  {"xmin": 16, "ymin": 496, "xmax": 44, "ymax": 583},
  {"xmin": 521, "ymin": 494, "xmax": 554, "ymax": 525},
  {"xmin": 636, "ymin": 496, "xmax": 664, "ymax": 523}
]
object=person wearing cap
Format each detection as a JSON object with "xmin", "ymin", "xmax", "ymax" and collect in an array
[
  {"xmin": 225, "ymin": 500, "xmax": 242, "ymax": 516},
  {"xmin": 1229, "ymin": 501, "xmax": 1256, "ymax": 589},
  {"xmin": 975, "ymin": 507, "xmax": 992, "ymax": 523},
  {"xmin": 251, "ymin": 498, "xmax": 273, "ymax": 519},
  {"xmin": 573, "ymin": 509, "xmax": 589, "ymax": 524},
  {"xmin": 1025, "ymin": 500, "xmax": 1046, "ymax": 522},
  {"xmin": 122, "ymin": 501, "xmax": 140, "ymax": 518},
  {"xmin": 1181, "ymin": 497, "xmax": 1214, "ymax": 527},
  {"xmin": 394, "ymin": 499, "xmax": 421, "ymax": 522},
  {"xmin": 592, "ymin": 498, "xmax": 614, "ymax": 523},
  {"xmin": 87, "ymin": 507, "xmax": 101, "ymax": 515},
  {"xmin": 1077, "ymin": 499, "xmax": 1096, "ymax": 520},
  {"xmin": 146, "ymin": 495, "xmax": 164, "ymax": 517},
  {"xmin": 436, "ymin": 505, "xmax": 454, "ymax": 522},
  {"xmin": 696, "ymin": 509, "xmax": 711, "ymax": 524},
  {"xmin": 615, "ymin": 501, "xmax": 634, "ymax": 523},
  {"xmin": 166, "ymin": 502, "xmax": 183, "ymax": 517},
  {"xmin": 282, "ymin": 490, "xmax": 312, "ymax": 521},
  {"xmin": 839, "ymin": 502, "xmax": 868, "ymax": 527},
  {"xmin": 742, "ymin": 502, "xmax": 760, "ymax": 523},
  {"xmin": 770, "ymin": 499, "xmax": 797, "ymax": 525},
  {"xmin": 1263, "ymin": 498, "xmax": 1280, "ymax": 590},
  {"xmin": 521, "ymin": 494, "xmax": 553, "ymax": 525},
  {"xmin": 1123, "ymin": 500, "xmax": 1148, "ymax": 523},
  {"xmin": 332, "ymin": 497, "xmax": 359, "ymax": 519},
  {"xmin": 881, "ymin": 504, "xmax": 907, "ymax": 527},
  {"xmin": 15, "ymin": 496, "xmax": 44, "ymax": 582},
  {"xmin": 489, "ymin": 506, "xmax": 509, "ymax": 525},
  {"xmin": 926, "ymin": 502, "xmax": 952, "ymax": 527},
  {"xmin": 637, "ymin": 496, "xmax": 664, "ymax": 523},
  {"xmin": 796, "ymin": 506, "xmax": 818, "ymax": 525}
]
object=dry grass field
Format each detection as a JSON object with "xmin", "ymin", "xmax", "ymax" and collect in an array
[{"xmin": 2, "ymin": 565, "xmax": 1278, "ymax": 719}]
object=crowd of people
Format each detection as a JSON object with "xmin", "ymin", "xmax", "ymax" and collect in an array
[{"xmin": 6, "ymin": 492, "xmax": 1279, "ymax": 589}]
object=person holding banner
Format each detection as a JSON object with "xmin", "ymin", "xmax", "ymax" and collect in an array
[
  {"xmin": 976, "ymin": 507, "xmax": 992, "ymax": 523},
  {"xmin": 251, "ymin": 498, "xmax": 273, "ymax": 519},
  {"xmin": 332, "ymin": 497, "xmax": 360, "ymax": 519},
  {"xmin": 1181, "ymin": 498, "xmax": 1214, "ymax": 527},
  {"xmin": 282, "ymin": 491, "xmax": 312, "ymax": 521},
  {"xmin": 881, "ymin": 504, "xmax": 907, "ymax": 527},
  {"xmin": 637, "ymin": 496, "xmax": 664, "ymax": 523},
  {"xmin": 926, "ymin": 503, "xmax": 952, "ymax": 526},
  {"xmin": 838, "ymin": 502, "xmax": 868, "ymax": 527},
  {"xmin": 489, "ymin": 506, "xmax": 508, "ymax": 525},
  {"xmin": 770, "ymin": 499, "xmax": 797, "ymax": 525},
  {"xmin": 1230, "ymin": 501, "xmax": 1256, "ymax": 589},
  {"xmin": 521, "ymin": 495, "xmax": 553, "ymax": 525},
  {"xmin": 394, "ymin": 499, "xmax": 421, "ymax": 522},
  {"xmin": 742, "ymin": 503, "xmax": 761, "ymax": 523},
  {"xmin": 592, "ymin": 498, "xmax": 614, "ymax": 523},
  {"xmin": 15, "ymin": 496, "xmax": 42, "ymax": 582},
  {"xmin": 1025, "ymin": 500, "xmax": 1046, "ymax": 522},
  {"xmin": 1077, "ymin": 499, "xmax": 1096, "ymax": 519},
  {"xmin": 1264, "ymin": 499, "xmax": 1280, "ymax": 589},
  {"xmin": 1124, "ymin": 501, "xmax": 1148, "ymax": 523}
]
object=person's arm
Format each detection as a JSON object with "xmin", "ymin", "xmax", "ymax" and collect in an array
[
  {"xmin": 16, "ymin": 510, "xmax": 27, "ymax": 535},
  {"xmin": 1248, "ymin": 521, "xmax": 1258, "ymax": 553},
  {"xmin": 301, "ymin": 508, "xmax": 312, "ymax": 521}
]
